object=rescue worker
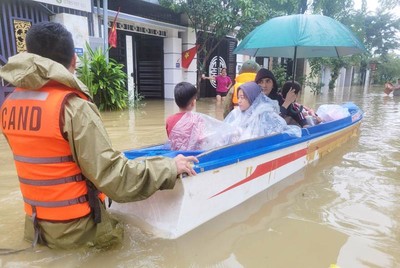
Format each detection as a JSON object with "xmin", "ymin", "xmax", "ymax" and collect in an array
[
  {"xmin": 223, "ymin": 60, "xmax": 261, "ymax": 118},
  {"xmin": 0, "ymin": 22, "xmax": 198, "ymax": 249}
]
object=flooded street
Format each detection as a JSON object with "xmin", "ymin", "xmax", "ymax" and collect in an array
[{"xmin": 1, "ymin": 85, "xmax": 400, "ymax": 267}]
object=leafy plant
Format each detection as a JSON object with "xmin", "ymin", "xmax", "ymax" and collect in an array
[
  {"xmin": 372, "ymin": 53, "xmax": 400, "ymax": 84},
  {"xmin": 77, "ymin": 44, "xmax": 128, "ymax": 111},
  {"xmin": 304, "ymin": 79, "xmax": 325, "ymax": 95},
  {"xmin": 302, "ymin": 62, "xmax": 326, "ymax": 95},
  {"xmin": 271, "ymin": 64, "xmax": 289, "ymax": 89}
]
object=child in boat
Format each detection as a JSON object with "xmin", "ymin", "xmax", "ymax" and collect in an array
[
  {"xmin": 225, "ymin": 81, "xmax": 301, "ymax": 139},
  {"xmin": 166, "ymin": 82, "xmax": 203, "ymax": 150},
  {"xmin": 166, "ymin": 82, "xmax": 236, "ymax": 151},
  {"xmin": 280, "ymin": 81, "xmax": 322, "ymax": 127}
]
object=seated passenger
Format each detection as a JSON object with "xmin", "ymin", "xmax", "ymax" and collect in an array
[
  {"xmin": 225, "ymin": 81, "xmax": 301, "ymax": 139},
  {"xmin": 166, "ymin": 82, "xmax": 203, "ymax": 150},
  {"xmin": 223, "ymin": 60, "xmax": 261, "ymax": 118},
  {"xmin": 166, "ymin": 82, "xmax": 235, "ymax": 151},
  {"xmin": 255, "ymin": 68, "xmax": 298, "ymax": 117},
  {"xmin": 280, "ymin": 81, "xmax": 321, "ymax": 127},
  {"xmin": 167, "ymin": 81, "xmax": 301, "ymax": 151}
]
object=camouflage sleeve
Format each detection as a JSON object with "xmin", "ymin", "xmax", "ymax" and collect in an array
[{"xmin": 62, "ymin": 95, "xmax": 178, "ymax": 202}]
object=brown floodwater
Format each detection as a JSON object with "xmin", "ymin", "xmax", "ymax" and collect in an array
[{"xmin": 0, "ymin": 85, "xmax": 399, "ymax": 267}]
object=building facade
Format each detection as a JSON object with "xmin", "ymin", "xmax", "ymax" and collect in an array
[{"xmin": 0, "ymin": 0, "xmax": 238, "ymax": 106}]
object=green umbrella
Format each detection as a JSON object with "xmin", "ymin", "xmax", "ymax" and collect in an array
[{"xmin": 234, "ymin": 14, "xmax": 366, "ymax": 80}]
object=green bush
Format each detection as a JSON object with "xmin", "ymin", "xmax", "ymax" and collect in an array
[
  {"xmin": 77, "ymin": 44, "xmax": 128, "ymax": 111},
  {"xmin": 271, "ymin": 64, "xmax": 288, "ymax": 89},
  {"xmin": 305, "ymin": 80, "xmax": 324, "ymax": 95}
]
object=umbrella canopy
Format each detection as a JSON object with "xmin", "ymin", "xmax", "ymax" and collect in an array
[{"xmin": 233, "ymin": 14, "xmax": 366, "ymax": 59}]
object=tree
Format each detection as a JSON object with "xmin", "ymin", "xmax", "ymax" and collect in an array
[
  {"xmin": 363, "ymin": 10, "xmax": 400, "ymax": 56},
  {"xmin": 262, "ymin": 0, "xmax": 309, "ymax": 15},
  {"xmin": 344, "ymin": 3, "xmax": 400, "ymax": 85},
  {"xmin": 312, "ymin": 0, "xmax": 353, "ymax": 19},
  {"xmin": 160, "ymin": 0, "xmax": 272, "ymax": 90},
  {"xmin": 379, "ymin": 0, "xmax": 400, "ymax": 8},
  {"xmin": 373, "ymin": 53, "xmax": 400, "ymax": 83}
]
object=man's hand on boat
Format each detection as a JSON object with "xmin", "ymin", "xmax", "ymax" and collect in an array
[{"xmin": 174, "ymin": 154, "xmax": 199, "ymax": 176}]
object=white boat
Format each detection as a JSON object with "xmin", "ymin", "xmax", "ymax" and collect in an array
[{"xmin": 110, "ymin": 103, "xmax": 363, "ymax": 239}]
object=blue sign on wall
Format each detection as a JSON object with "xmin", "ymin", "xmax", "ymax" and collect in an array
[{"xmin": 75, "ymin": 47, "xmax": 84, "ymax": 56}]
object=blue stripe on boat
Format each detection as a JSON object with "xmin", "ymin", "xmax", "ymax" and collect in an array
[{"xmin": 124, "ymin": 103, "xmax": 363, "ymax": 174}]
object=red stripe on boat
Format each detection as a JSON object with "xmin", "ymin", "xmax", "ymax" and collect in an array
[{"xmin": 210, "ymin": 148, "xmax": 307, "ymax": 198}]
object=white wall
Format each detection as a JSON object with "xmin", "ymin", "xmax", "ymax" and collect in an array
[
  {"xmin": 337, "ymin": 67, "xmax": 346, "ymax": 89},
  {"xmin": 344, "ymin": 67, "xmax": 353, "ymax": 87},
  {"xmin": 164, "ymin": 37, "xmax": 183, "ymax": 99},
  {"xmin": 51, "ymin": 13, "xmax": 89, "ymax": 53},
  {"xmin": 126, "ymin": 35, "xmax": 135, "ymax": 106}
]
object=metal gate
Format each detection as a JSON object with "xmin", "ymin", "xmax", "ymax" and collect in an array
[
  {"xmin": 135, "ymin": 35, "xmax": 164, "ymax": 98},
  {"xmin": 0, "ymin": 0, "xmax": 50, "ymax": 106}
]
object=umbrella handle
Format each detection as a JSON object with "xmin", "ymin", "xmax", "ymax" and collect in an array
[{"xmin": 292, "ymin": 46, "xmax": 297, "ymax": 83}]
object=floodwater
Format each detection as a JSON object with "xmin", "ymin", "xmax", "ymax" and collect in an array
[{"xmin": 1, "ymin": 85, "xmax": 399, "ymax": 268}]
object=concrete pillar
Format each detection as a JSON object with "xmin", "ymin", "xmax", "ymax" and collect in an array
[
  {"xmin": 164, "ymin": 37, "xmax": 183, "ymax": 99},
  {"xmin": 321, "ymin": 66, "xmax": 331, "ymax": 94},
  {"xmin": 126, "ymin": 35, "xmax": 135, "ymax": 106},
  {"xmin": 337, "ymin": 67, "xmax": 346, "ymax": 89},
  {"xmin": 344, "ymin": 66, "xmax": 353, "ymax": 87},
  {"xmin": 364, "ymin": 69, "xmax": 370, "ymax": 93},
  {"xmin": 235, "ymin": 54, "xmax": 250, "ymax": 74}
]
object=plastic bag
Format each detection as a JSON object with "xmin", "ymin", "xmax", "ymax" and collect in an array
[
  {"xmin": 168, "ymin": 94, "xmax": 302, "ymax": 151},
  {"xmin": 168, "ymin": 112, "xmax": 237, "ymax": 151},
  {"xmin": 224, "ymin": 94, "xmax": 302, "ymax": 139},
  {"xmin": 316, "ymin": 104, "xmax": 350, "ymax": 122}
]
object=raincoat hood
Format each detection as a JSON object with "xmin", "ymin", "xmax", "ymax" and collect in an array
[
  {"xmin": 238, "ymin": 81, "xmax": 261, "ymax": 105},
  {"xmin": 0, "ymin": 52, "xmax": 91, "ymax": 98},
  {"xmin": 255, "ymin": 68, "xmax": 280, "ymax": 98}
]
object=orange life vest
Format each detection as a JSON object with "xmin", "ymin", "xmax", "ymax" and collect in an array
[
  {"xmin": 232, "ymin": 73, "xmax": 257, "ymax": 105},
  {"xmin": 1, "ymin": 83, "xmax": 102, "ymax": 222}
]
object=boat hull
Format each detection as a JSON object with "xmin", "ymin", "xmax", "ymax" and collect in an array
[{"xmin": 110, "ymin": 104, "xmax": 362, "ymax": 239}]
